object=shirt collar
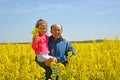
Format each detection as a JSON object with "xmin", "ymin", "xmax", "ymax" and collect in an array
[{"xmin": 50, "ymin": 36, "xmax": 63, "ymax": 42}]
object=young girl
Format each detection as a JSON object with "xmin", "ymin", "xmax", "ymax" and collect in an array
[{"xmin": 32, "ymin": 19, "xmax": 57, "ymax": 62}]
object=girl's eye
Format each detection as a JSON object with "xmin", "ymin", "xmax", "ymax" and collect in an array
[{"xmin": 39, "ymin": 28, "xmax": 46, "ymax": 30}]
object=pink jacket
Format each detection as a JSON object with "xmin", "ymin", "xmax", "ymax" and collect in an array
[{"xmin": 32, "ymin": 34, "xmax": 50, "ymax": 55}]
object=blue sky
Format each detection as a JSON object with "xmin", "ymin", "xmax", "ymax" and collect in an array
[{"xmin": 0, "ymin": 0, "xmax": 120, "ymax": 43}]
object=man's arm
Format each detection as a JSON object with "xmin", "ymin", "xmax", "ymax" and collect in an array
[{"xmin": 68, "ymin": 42, "xmax": 76, "ymax": 55}]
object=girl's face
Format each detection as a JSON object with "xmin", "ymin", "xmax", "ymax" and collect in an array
[{"xmin": 38, "ymin": 24, "xmax": 47, "ymax": 35}]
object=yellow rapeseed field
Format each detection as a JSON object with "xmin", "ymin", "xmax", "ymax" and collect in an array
[{"xmin": 0, "ymin": 38, "xmax": 120, "ymax": 80}]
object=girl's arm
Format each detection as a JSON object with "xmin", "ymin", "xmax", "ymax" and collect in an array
[{"xmin": 32, "ymin": 37, "xmax": 39, "ymax": 50}]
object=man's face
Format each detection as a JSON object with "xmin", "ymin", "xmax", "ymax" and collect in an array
[{"xmin": 51, "ymin": 24, "xmax": 63, "ymax": 39}]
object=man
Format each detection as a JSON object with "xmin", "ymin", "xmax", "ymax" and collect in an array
[{"xmin": 36, "ymin": 24, "xmax": 76, "ymax": 80}]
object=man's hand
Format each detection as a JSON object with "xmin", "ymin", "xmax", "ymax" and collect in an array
[
  {"xmin": 45, "ymin": 58, "xmax": 53, "ymax": 67},
  {"xmin": 45, "ymin": 57, "xmax": 57, "ymax": 67}
]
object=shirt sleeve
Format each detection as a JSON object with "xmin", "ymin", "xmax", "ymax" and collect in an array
[
  {"xmin": 32, "ymin": 37, "xmax": 38, "ymax": 51},
  {"xmin": 57, "ymin": 41, "xmax": 76, "ymax": 64},
  {"xmin": 68, "ymin": 42, "xmax": 76, "ymax": 55}
]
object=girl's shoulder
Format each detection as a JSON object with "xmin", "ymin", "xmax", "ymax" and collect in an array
[
  {"xmin": 45, "ymin": 34, "xmax": 49, "ymax": 38},
  {"xmin": 45, "ymin": 34, "xmax": 50, "ymax": 40}
]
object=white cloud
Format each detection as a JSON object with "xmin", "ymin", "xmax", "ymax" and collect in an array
[
  {"xmin": 83, "ymin": 0, "xmax": 120, "ymax": 14},
  {"xmin": 96, "ymin": 9, "xmax": 120, "ymax": 15},
  {"xmin": 0, "ymin": 4, "xmax": 73, "ymax": 14}
]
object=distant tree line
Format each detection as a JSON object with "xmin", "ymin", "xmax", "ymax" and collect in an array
[{"xmin": 71, "ymin": 39, "xmax": 103, "ymax": 43}]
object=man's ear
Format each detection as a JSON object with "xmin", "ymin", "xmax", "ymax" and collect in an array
[{"xmin": 61, "ymin": 29, "xmax": 63, "ymax": 33}]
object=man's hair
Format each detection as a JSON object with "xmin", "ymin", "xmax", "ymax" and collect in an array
[{"xmin": 51, "ymin": 24, "xmax": 63, "ymax": 30}]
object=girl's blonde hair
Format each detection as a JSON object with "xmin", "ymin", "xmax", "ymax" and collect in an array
[{"xmin": 35, "ymin": 19, "xmax": 47, "ymax": 28}]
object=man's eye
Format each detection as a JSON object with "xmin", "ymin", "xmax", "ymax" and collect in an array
[{"xmin": 53, "ymin": 29, "xmax": 61, "ymax": 31}]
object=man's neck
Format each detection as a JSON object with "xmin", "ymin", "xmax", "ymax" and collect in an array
[{"xmin": 53, "ymin": 36, "xmax": 61, "ymax": 41}]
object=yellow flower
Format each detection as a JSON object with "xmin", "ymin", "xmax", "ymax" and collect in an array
[
  {"xmin": 50, "ymin": 61, "xmax": 65, "ymax": 80},
  {"xmin": 31, "ymin": 28, "xmax": 39, "ymax": 36}
]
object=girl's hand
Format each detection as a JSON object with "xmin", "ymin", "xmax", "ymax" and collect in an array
[{"xmin": 34, "ymin": 36, "xmax": 39, "ymax": 43}]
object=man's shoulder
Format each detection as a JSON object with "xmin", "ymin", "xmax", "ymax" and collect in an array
[
  {"xmin": 61, "ymin": 40, "xmax": 71, "ymax": 44},
  {"xmin": 62, "ymin": 37, "xmax": 66, "ymax": 41}
]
